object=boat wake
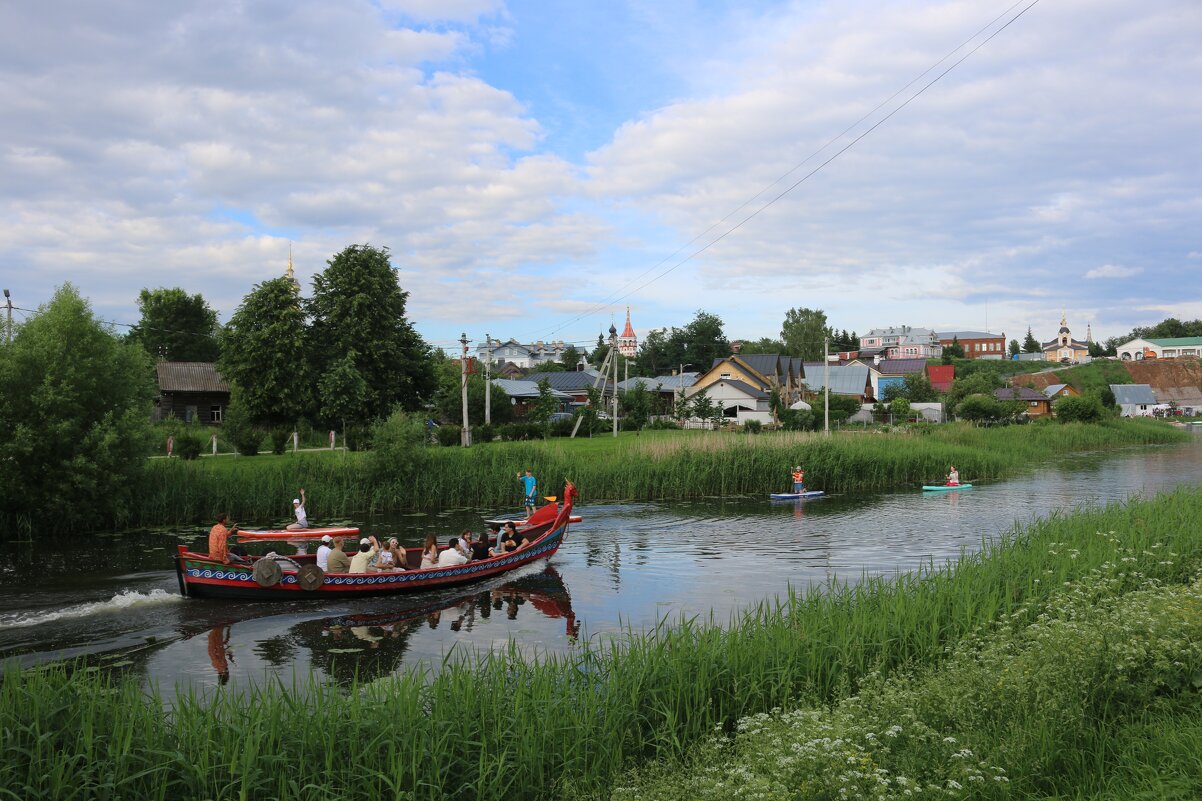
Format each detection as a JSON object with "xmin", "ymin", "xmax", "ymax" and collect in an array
[{"xmin": 0, "ymin": 589, "xmax": 183, "ymax": 630}]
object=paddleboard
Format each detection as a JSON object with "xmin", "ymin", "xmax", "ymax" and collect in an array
[
  {"xmin": 769, "ymin": 490, "xmax": 825, "ymax": 500},
  {"xmin": 236, "ymin": 526, "xmax": 360, "ymax": 542},
  {"xmin": 921, "ymin": 484, "xmax": 972, "ymax": 492}
]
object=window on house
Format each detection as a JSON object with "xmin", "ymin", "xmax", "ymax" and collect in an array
[
  {"xmin": 211, "ymin": 405, "xmax": 223, "ymax": 423},
  {"xmin": 720, "ymin": 373, "xmax": 731, "ymax": 379}
]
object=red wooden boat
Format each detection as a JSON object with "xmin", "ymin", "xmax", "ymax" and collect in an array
[{"xmin": 175, "ymin": 483, "xmax": 578, "ymax": 600}]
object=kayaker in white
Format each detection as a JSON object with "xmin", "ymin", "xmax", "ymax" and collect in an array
[{"xmin": 947, "ymin": 466, "xmax": 960, "ymax": 486}]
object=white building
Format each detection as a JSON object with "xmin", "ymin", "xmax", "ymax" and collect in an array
[
  {"xmin": 617, "ymin": 307, "xmax": 638, "ymax": 358},
  {"xmin": 1111, "ymin": 384, "xmax": 1159, "ymax": 417},
  {"xmin": 1115, "ymin": 336, "xmax": 1202, "ymax": 361},
  {"xmin": 476, "ymin": 338, "xmax": 568, "ymax": 369}
]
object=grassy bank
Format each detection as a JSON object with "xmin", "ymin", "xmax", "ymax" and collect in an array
[
  {"xmin": 5, "ymin": 480, "xmax": 1202, "ymax": 800},
  {"xmin": 129, "ymin": 419, "xmax": 1188, "ymax": 528}
]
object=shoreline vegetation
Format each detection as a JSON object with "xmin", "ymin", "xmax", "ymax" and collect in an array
[
  {"xmin": 124, "ymin": 419, "xmax": 1188, "ymax": 531},
  {"xmin": 5, "ymin": 474, "xmax": 1202, "ymax": 799}
]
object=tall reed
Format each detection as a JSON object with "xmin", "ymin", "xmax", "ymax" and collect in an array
[{"xmin": 5, "ymin": 480, "xmax": 1202, "ymax": 800}]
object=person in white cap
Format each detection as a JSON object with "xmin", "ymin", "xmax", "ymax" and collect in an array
[
  {"xmin": 349, "ymin": 535, "xmax": 380, "ymax": 573},
  {"xmin": 316, "ymin": 533, "xmax": 334, "ymax": 571},
  {"xmin": 286, "ymin": 488, "xmax": 308, "ymax": 531}
]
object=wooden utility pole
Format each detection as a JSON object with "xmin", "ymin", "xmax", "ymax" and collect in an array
[
  {"xmin": 484, "ymin": 334, "xmax": 492, "ymax": 426},
  {"xmin": 823, "ymin": 336, "xmax": 830, "ymax": 435},
  {"xmin": 459, "ymin": 332, "xmax": 471, "ymax": 447},
  {"xmin": 3, "ymin": 289, "xmax": 10, "ymax": 345},
  {"xmin": 610, "ymin": 323, "xmax": 619, "ymax": 437}
]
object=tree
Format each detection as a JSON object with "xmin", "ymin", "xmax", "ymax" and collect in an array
[
  {"xmin": 560, "ymin": 345, "xmax": 581, "ymax": 370},
  {"xmin": 780, "ymin": 307, "xmax": 828, "ymax": 360},
  {"xmin": 942, "ymin": 337, "xmax": 965, "ymax": 361},
  {"xmin": 589, "ymin": 334, "xmax": 610, "ymax": 367},
  {"xmin": 901, "ymin": 372, "xmax": 939, "ymax": 402},
  {"xmin": 219, "ymin": 276, "xmax": 311, "ymax": 427},
  {"xmin": 944, "ymin": 372, "xmax": 1004, "ymax": 413},
  {"xmin": 0, "ymin": 285, "xmax": 155, "ymax": 532},
  {"xmin": 529, "ymin": 379, "xmax": 560, "ymax": 438},
  {"xmin": 689, "ymin": 388, "xmax": 717, "ymax": 428},
  {"xmin": 1087, "ymin": 340, "xmax": 1108, "ymax": 358},
  {"xmin": 676, "ymin": 310, "xmax": 729, "ymax": 370},
  {"xmin": 319, "ymin": 350, "xmax": 369, "ymax": 444},
  {"xmin": 633, "ymin": 328, "xmax": 671, "ymax": 376},
  {"xmin": 619, "ymin": 381, "xmax": 653, "ymax": 433},
  {"xmin": 735, "ymin": 337, "xmax": 786, "ymax": 355},
  {"xmin": 1009, "ymin": 339, "xmax": 1021, "ymax": 356},
  {"xmin": 956, "ymin": 394, "xmax": 1002, "ymax": 424},
  {"xmin": 433, "ymin": 357, "xmax": 513, "ymax": 426},
  {"xmin": 126, "ymin": 287, "xmax": 220, "ymax": 361},
  {"xmin": 308, "ymin": 244, "xmax": 435, "ymax": 419},
  {"xmin": 890, "ymin": 396, "xmax": 912, "ymax": 420},
  {"xmin": 1054, "ymin": 394, "xmax": 1105, "ymax": 423},
  {"xmin": 1022, "ymin": 327, "xmax": 1041, "ymax": 353}
]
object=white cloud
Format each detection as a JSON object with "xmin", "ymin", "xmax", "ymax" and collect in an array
[{"xmin": 1085, "ymin": 264, "xmax": 1142, "ymax": 279}]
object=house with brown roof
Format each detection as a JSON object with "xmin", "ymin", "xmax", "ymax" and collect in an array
[
  {"xmin": 993, "ymin": 386, "xmax": 1052, "ymax": 418},
  {"xmin": 154, "ymin": 362, "xmax": 230, "ymax": 424}
]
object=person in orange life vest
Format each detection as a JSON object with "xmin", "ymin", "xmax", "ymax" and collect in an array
[{"xmin": 791, "ymin": 466, "xmax": 805, "ymax": 493}]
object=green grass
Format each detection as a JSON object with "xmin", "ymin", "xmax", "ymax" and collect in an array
[
  {"xmin": 125, "ymin": 419, "xmax": 1188, "ymax": 530},
  {"xmin": 5, "ymin": 480, "xmax": 1202, "ymax": 801}
]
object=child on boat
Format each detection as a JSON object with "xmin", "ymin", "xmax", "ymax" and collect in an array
[
  {"xmin": 947, "ymin": 466, "xmax": 960, "ymax": 486},
  {"xmin": 791, "ymin": 466, "xmax": 805, "ymax": 493}
]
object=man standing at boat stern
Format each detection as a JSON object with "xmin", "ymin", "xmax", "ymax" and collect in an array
[
  {"xmin": 518, "ymin": 469, "xmax": 538, "ymax": 517},
  {"xmin": 208, "ymin": 514, "xmax": 240, "ymax": 564}
]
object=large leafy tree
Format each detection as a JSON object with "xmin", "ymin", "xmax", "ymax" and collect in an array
[
  {"xmin": 219, "ymin": 276, "xmax": 311, "ymax": 427},
  {"xmin": 0, "ymin": 284, "xmax": 155, "ymax": 532},
  {"xmin": 126, "ymin": 287, "xmax": 220, "ymax": 361},
  {"xmin": 308, "ymin": 244, "xmax": 435, "ymax": 419},
  {"xmin": 781, "ymin": 307, "xmax": 829, "ymax": 360},
  {"xmin": 677, "ymin": 311, "xmax": 730, "ymax": 370}
]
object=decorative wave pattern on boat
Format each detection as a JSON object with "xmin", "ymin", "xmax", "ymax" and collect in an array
[{"xmin": 183, "ymin": 532, "xmax": 563, "ymax": 586}]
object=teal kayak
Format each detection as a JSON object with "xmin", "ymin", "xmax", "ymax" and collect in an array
[{"xmin": 922, "ymin": 484, "xmax": 972, "ymax": 491}]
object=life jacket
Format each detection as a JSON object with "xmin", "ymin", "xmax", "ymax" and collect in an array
[{"xmin": 791, "ymin": 470, "xmax": 804, "ymax": 483}]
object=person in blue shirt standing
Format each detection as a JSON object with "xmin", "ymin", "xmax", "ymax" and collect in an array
[{"xmin": 517, "ymin": 469, "xmax": 538, "ymax": 517}]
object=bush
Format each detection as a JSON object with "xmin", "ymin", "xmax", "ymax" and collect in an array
[
  {"xmin": 475, "ymin": 423, "xmax": 496, "ymax": 443},
  {"xmin": 435, "ymin": 425, "xmax": 461, "ymax": 447},
  {"xmin": 269, "ymin": 426, "xmax": 291, "ymax": 455},
  {"xmin": 550, "ymin": 417, "xmax": 576, "ymax": 437},
  {"xmin": 344, "ymin": 425, "xmax": 371, "ymax": 451},
  {"xmin": 956, "ymin": 393, "xmax": 1002, "ymax": 423},
  {"xmin": 743, "ymin": 419, "xmax": 763, "ymax": 434},
  {"xmin": 647, "ymin": 419, "xmax": 681, "ymax": 430},
  {"xmin": 174, "ymin": 429, "xmax": 203, "ymax": 460},
  {"xmin": 369, "ymin": 411, "xmax": 429, "ymax": 480},
  {"xmin": 1055, "ymin": 394, "xmax": 1106, "ymax": 423},
  {"xmin": 778, "ymin": 409, "xmax": 815, "ymax": 431},
  {"xmin": 500, "ymin": 422, "xmax": 540, "ymax": 441}
]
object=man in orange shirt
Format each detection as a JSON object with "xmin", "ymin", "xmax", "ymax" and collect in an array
[{"xmin": 208, "ymin": 513, "xmax": 240, "ymax": 563}]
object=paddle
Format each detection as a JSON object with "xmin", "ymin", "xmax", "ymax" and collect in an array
[{"xmin": 543, "ymin": 495, "xmax": 557, "ymax": 502}]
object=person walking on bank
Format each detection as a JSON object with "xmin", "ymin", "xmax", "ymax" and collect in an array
[
  {"xmin": 517, "ymin": 469, "xmax": 538, "ymax": 517},
  {"xmin": 286, "ymin": 488, "xmax": 308, "ymax": 531}
]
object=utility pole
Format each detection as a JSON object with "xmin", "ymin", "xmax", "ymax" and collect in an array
[
  {"xmin": 484, "ymin": 334, "xmax": 492, "ymax": 426},
  {"xmin": 459, "ymin": 332, "xmax": 471, "ymax": 447},
  {"xmin": 823, "ymin": 335, "xmax": 830, "ymax": 436},
  {"xmin": 610, "ymin": 323, "xmax": 619, "ymax": 437},
  {"xmin": 3, "ymin": 289, "xmax": 11, "ymax": 345}
]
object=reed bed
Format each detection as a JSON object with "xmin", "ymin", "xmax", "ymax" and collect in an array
[
  {"xmin": 126, "ymin": 419, "xmax": 1187, "ymax": 529},
  {"xmin": 5, "ymin": 480, "xmax": 1202, "ymax": 800}
]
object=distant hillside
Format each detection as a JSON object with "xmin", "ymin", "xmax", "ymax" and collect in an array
[{"xmin": 1012, "ymin": 358, "xmax": 1202, "ymax": 405}]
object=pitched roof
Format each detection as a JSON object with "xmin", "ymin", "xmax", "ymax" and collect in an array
[
  {"xmin": 876, "ymin": 358, "xmax": 927, "ymax": 375},
  {"xmin": 1043, "ymin": 383, "xmax": 1071, "ymax": 397},
  {"xmin": 1111, "ymin": 384, "xmax": 1157, "ymax": 405},
  {"xmin": 617, "ymin": 372, "xmax": 699, "ymax": 392},
  {"xmin": 801, "ymin": 364, "xmax": 870, "ymax": 396},
  {"xmin": 524, "ymin": 371, "xmax": 613, "ymax": 392},
  {"xmin": 714, "ymin": 379, "xmax": 769, "ymax": 400},
  {"xmin": 926, "ymin": 364, "xmax": 955, "ymax": 392},
  {"xmin": 993, "ymin": 386, "xmax": 1048, "ymax": 402},
  {"xmin": 489, "ymin": 379, "xmax": 574, "ymax": 401},
  {"xmin": 733, "ymin": 353, "xmax": 780, "ymax": 381},
  {"xmin": 155, "ymin": 362, "xmax": 229, "ymax": 393}
]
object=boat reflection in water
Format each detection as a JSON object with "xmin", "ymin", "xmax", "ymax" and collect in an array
[{"xmin": 191, "ymin": 564, "xmax": 579, "ymax": 685}]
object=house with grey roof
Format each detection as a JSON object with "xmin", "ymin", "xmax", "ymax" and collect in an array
[
  {"xmin": 800, "ymin": 363, "xmax": 873, "ymax": 401},
  {"xmin": 154, "ymin": 362, "xmax": 230, "ymax": 424},
  {"xmin": 524, "ymin": 371, "xmax": 615, "ymax": 404},
  {"xmin": 1042, "ymin": 383, "xmax": 1080, "ymax": 401},
  {"xmin": 489, "ymin": 379, "xmax": 575, "ymax": 417},
  {"xmin": 1110, "ymin": 384, "xmax": 1159, "ymax": 417},
  {"xmin": 859, "ymin": 326, "xmax": 943, "ymax": 360}
]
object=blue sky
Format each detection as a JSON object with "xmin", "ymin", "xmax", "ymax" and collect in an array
[{"xmin": 1, "ymin": 0, "xmax": 1200, "ymax": 355}]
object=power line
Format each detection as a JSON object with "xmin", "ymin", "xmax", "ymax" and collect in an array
[{"xmin": 535, "ymin": 0, "xmax": 1041, "ymax": 340}]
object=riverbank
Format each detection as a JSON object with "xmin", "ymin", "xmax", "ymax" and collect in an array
[
  {"xmin": 124, "ymin": 419, "xmax": 1187, "ymax": 530},
  {"xmin": 4, "ymin": 479, "xmax": 1202, "ymax": 800}
]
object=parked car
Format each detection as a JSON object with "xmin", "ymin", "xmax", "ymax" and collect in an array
[{"xmin": 548, "ymin": 412, "xmax": 574, "ymax": 423}]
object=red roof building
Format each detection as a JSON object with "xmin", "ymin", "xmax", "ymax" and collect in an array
[{"xmin": 926, "ymin": 364, "xmax": 955, "ymax": 393}]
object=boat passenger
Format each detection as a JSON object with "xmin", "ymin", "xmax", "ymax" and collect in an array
[
  {"xmin": 437, "ymin": 537, "xmax": 469, "ymax": 567},
  {"xmin": 208, "ymin": 514, "xmax": 244, "ymax": 564},
  {"xmin": 326, "ymin": 536, "xmax": 351, "ymax": 574},
  {"xmin": 456, "ymin": 530, "xmax": 475, "ymax": 560},
  {"xmin": 316, "ymin": 534, "xmax": 334, "ymax": 571},
  {"xmin": 286, "ymin": 488, "xmax": 308, "ymax": 531},
  {"xmin": 947, "ymin": 466, "xmax": 960, "ymax": 486},
  {"xmin": 349, "ymin": 536, "xmax": 380, "ymax": 573},
  {"xmin": 791, "ymin": 466, "xmax": 805, "ymax": 493},
  {"xmin": 471, "ymin": 533, "xmax": 493, "ymax": 561},
  {"xmin": 420, "ymin": 533, "xmax": 439, "ymax": 569},
  {"xmin": 500, "ymin": 521, "xmax": 530, "ymax": 552},
  {"xmin": 374, "ymin": 537, "xmax": 407, "ymax": 571}
]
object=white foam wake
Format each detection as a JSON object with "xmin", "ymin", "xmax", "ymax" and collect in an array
[{"xmin": 0, "ymin": 589, "xmax": 183, "ymax": 630}]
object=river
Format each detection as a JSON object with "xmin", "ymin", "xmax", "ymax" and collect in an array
[{"xmin": 2, "ymin": 432, "xmax": 1200, "ymax": 693}]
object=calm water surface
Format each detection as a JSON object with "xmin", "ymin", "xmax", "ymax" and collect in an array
[{"xmin": 2, "ymin": 434, "xmax": 1200, "ymax": 693}]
